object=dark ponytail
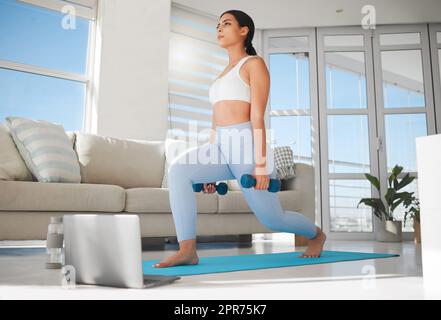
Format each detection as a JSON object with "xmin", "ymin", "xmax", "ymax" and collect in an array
[
  {"xmin": 220, "ymin": 10, "xmax": 257, "ymax": 56},
  {"xmin": 244, "ymin": 37, "xmax": 257, "ymax": 55}
]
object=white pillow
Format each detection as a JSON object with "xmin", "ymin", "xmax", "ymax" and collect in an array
[
  {"xmin": 5, "ymin": 116, "xmax": 81, "ymax": 183},
  {"xmin": 161, "ymin": 138, "xmax": 190, "ymax": 188}
]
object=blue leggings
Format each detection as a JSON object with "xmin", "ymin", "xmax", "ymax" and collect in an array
[{"xmin": 167, "ymin": 120, "xmax": 318, "ymax": 242}]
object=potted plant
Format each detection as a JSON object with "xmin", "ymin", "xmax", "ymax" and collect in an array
[
  {"xmin": 403, "ymin": 196, "xmax": 421, "ymax": 243},
  {"xmin": 357, "ymin": 165, "xmax": 415, "ymax": 242}
]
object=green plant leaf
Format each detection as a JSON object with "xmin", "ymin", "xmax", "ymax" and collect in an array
[
  {"xmin": 358, "ymin": 198, "xmax": 386, "ymax": 220},
  {"xmin": 389, "ymin": 165, "xmax": 403, "ymax": 187},
  {"xmin": 396, "ymin": 173, "xmax": 415, "ymax": 190},
  {"xmin": 364, "ymin": 173, "xmax": 380, "ymax": 191},
  {"xmin": 390, "ymin": 198, "xmax": 404, "ymax": 212},
  {"xmin": 393, "ymin": 191, "xmax": 413, "ymax": 201},
  {"xmin": 404, "ymin": 212, "xmax": 409, "ymax": 227},
  {"xmin": 392, "ymin": 165, "xmax": 403, "ymax": 177},
  {"xmin": 373, "ymin": 209, "xmax": 383, "ymax": 220},
  {"xmin": 384, "ymin": 188, "xmax": 396, "ymax": 205},
  {"xmin": 402, "ymin": 196, "xmax": 414, "ymax": 207},
  {"xmin": 357, "ymin": 198, "xmax": 378, "ymax": 209}
]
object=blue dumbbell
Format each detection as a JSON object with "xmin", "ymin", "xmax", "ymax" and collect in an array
[
  {"xmin": 240, "ymin": 174, "xmax": 281, "ymax": 192},
  {"xmin": 192, "ymin": 182, "xmax": 228, "ymax": 195}
]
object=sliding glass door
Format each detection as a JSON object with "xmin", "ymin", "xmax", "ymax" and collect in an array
[
  {"xmin": 317, "ymin": 25, "xmax": 436, "ymax": 240},
  {"xmin": 317, "ymin": 27, "xmax": 379, "ymax": 239},
  {"xmin": 372, "ymin": 25, "xmax": 436, "ymax": 235}
]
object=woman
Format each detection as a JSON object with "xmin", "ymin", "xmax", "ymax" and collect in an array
[{"xmin": 153, "ymin": 10, "xmax": 326, "ymax": 268}]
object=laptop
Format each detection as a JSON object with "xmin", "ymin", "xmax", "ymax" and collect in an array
[{"xmin": 63, "ymin": 214, "xmax": 180, "ymax": 289}]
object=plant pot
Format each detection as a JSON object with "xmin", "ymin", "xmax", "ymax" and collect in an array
[
  {"xmin": 413, "ymin": 220, "xmax": 421, "ymax": 244},
  {"xmin": 374, "ymin": 216, "xmax": 402, "ymax": 242}
]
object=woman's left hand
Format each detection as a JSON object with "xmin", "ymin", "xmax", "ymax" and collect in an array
[{"xmin": 252, "ymin": 165, "xmax": 270, "ymax": 190}]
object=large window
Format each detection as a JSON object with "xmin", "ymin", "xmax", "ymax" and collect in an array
[
  {"xmin": 168, "ymin": 4, "xmax": 226, "ymax": 143},
  {"xmin": 0, "ymin": 0, "xmax": 97, "ymax": 131}
]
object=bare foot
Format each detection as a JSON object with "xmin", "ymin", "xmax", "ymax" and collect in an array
[
  {"xmin": 152, "ymin": 250, "xmax": 199, "ymax": 268},
  {"xmin": 299, "ymin": 227, "xmax": 327, "ymax": 258}
]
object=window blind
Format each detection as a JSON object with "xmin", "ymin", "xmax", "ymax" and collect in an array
[{"xmin": 168, "ymin": 4, "xmax": 227, "ymax": 142}]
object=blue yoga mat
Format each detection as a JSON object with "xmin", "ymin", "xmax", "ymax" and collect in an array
[{"xmin": 142, "ymin": 250, "xmax": 399, "ymax": 276}]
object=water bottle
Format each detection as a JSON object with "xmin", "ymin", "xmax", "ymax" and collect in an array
[{"xmin": 45, "ymin": 216, "xmax": 64, "ymax": 269}]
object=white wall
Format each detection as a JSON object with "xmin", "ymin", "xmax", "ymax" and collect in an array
[{"xmin": 94, "ymin": 0, "xmax": 171, "ymax": 140}]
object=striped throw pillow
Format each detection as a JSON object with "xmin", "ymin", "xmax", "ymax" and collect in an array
[{"xmin": 5, "ymin": 116, "xmax": 81, "ymax": 183}]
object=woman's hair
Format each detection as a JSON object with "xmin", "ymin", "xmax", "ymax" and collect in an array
[{"xmin": 219, "ymin": 10, "xmax": 257, "ymax": 55}]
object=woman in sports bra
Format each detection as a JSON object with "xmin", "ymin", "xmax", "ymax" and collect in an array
[{"xmin": 153, "ymin": 10, "xmax": 326, "ymax": 268}]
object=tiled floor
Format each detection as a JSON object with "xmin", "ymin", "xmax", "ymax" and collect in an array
[{"xmin": 0, "ymin": 237, "xmax": 432, "ymax": 299}]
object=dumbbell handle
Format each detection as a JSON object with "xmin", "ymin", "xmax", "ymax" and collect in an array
[
  {"xmin": 240, "ymin": 174, "xmax": 281, "ymax": 192},
  {"xmin": 192, "ymin": 182, "xmax": 228, "ymax": 195}
]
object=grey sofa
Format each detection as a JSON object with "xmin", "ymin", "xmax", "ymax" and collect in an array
[{"xmin": 0, "ymin": 124, "xmax": 316, "ymax": 245}]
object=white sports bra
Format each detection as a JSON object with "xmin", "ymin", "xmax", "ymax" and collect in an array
[{"xmin": 209, "ymin": 55, "xmax": 257, "ymax": 105}]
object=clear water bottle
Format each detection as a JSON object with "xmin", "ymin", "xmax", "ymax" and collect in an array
[{"xmin": 46, "ymin": 216, "xmax": 64, "ymax": 269}]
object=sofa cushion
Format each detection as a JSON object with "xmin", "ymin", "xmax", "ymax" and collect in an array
[
  {"xmin": 4, "ymin": 116, "xmax": 81, "ymax": 183},
  {"xmin": 0, "ymin": 180, "xmax": 125, "ymax": 212},
  {"xmin": 75, "ymin": 133, "xmax": 165, "ymax": 188},
  {"xmin": 125, "ymin": 187, "xmax": 217, "ymax": 213},
  {"xmin": 0, "ymin": 123, "xmax": 33, "ymax": 181},
  {"xmin": 218, "ymin": 189, "xmax": 302, "ymax": 213}
]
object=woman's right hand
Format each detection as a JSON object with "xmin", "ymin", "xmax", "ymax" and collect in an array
[{"xmin": 203, "ymin": 183, "xmax": 216, "ymax": 194}]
